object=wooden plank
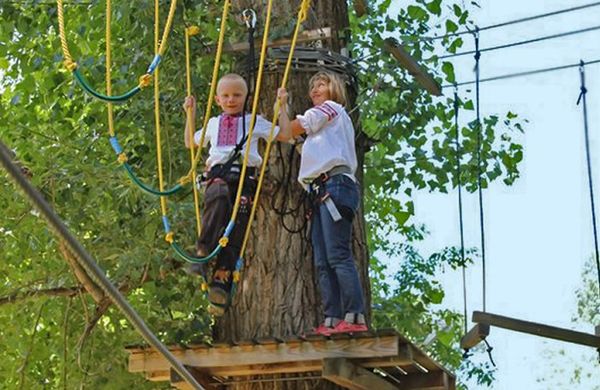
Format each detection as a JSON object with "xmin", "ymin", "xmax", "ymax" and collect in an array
[
  {"xmin": 221, "ymin": 28, "xmax": 331, "ymax": 53},
  {"xmin": 129, "ymin": 335, "xmax": 399, "ymax": 374},
  {"xmin": 353, "ymin": 0, "xmax": 369, "ymax": 17},
  {"xmin": 322, "ymin": 358, "xmax": 397, "ymax": 390},
  {"xmin": 397, "ymin": 371, "xmax": 453, "ymax": 390},
  {"xmin": 357, "ymin": 342, "xmax": 414, "ymax": 368},
  {"xmin": 209, "ymin": 360, "xmax": 323, "ymax": 377},
  {"xmin": 473, "ymin": 311, "xmax": 600, "ymax": 348},
  {"xmin": 596, "ymin": 325, "xmax": 600, "ymax": 336},
  {"xmin": 383, "ymin": 37, "xmax": 442, "ymax": 96},
  {"xmin": 460, "ymin": 323, "xmax": 490, "ymax": 350}
]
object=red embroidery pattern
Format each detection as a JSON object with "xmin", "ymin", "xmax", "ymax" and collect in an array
[
  {"xmin": 217, "ymin": 114, "xmax": 239, "ymax": 146},
  {"xmin": 314, "ymin": 103, "xmax": 338, "ymax": 121}
]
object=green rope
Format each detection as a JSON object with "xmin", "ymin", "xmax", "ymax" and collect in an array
[
  {"xmin": 170, "ymin": 242, "xmax": 221, "ymax": 263},
  {"xmin": 122, "ymin": 164, "xmax": 183, "ymax": 196},
  {"xmin": 73, "ymin": 68, "xmax": 142, "ymax": 103}
]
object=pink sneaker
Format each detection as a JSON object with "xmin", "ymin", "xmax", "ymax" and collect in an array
[
  {"xmin": 313, "ymin": 323, "xmax": 335, "ymax": 336},
  {"xmin": 329, "ymin": 320, "xmax": 368, "ymax": 334}
]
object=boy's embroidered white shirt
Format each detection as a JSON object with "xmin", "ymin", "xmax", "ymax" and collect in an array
[
  {"xmin": 194, "ymin": 113, "xmax": 279, "ymax": 169},
  {"xmin": 297, "ymin": 100, "xmax": 357, "ymax": 186}
]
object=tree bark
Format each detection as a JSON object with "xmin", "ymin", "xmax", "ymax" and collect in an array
[{"xmin": 215, "ymin": 1, "xmax": 370, "ymax": 387}]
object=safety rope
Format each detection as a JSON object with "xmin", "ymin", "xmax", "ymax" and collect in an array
[
  {"xmin": 577, "ymin": 61, "xmax": 600, "ymax": 292},
  {"xmin": 473, "ymin": 28, "xmax": 488, "ymax": 312},
  {"xmin": 56, "ymin": 0, "xmax": 178, "ymax": 103},
  {"xmin": 185, "ymin": 26, "xmax": 202, "ymax": 237},
  {"xmin": 184, "ymin": 0, "xmax": 231, "ymax": 180},
  {"xmin": 103, "ymin": 0, "xmax": 184, "ymax": 196},
  {"xmin": 454, "ymin": 87, "xmax": 468, "ymax": 336},
  {"xmin": 231, "ymin": 0, "xmax": 313, "ymax": 300}
]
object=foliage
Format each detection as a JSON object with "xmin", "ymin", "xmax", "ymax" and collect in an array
[
  {"xmin": 536, "ymin": 258, "xmax": 600, "ymax": 389},
  {"xmin": 0, "ymin": 0, "xmax": 525, "ymax": 388}
]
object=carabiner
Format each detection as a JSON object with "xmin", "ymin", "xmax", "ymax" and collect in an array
[{"xmin": 242, "ymin": 9, "xmax": 257, "ymax": 29}]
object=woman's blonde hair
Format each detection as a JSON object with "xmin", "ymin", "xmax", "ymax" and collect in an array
[{"xmin": 309, "ymin": 71, "xmax": 347, "ymax": 106}]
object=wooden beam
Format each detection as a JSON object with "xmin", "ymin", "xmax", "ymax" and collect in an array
[
  {"xmin": 473, "ymin": 311, "xmax": 600, "ymax": 348},
  {"xmin": 221, "ymin": 28, "xmax": 331, "ymax": 53},
  {"xmin": 596, "ymin": 325, "xmax": 600, "ymax": 336},
  {"xmin": 353, "ymin": 0, "xmax": 369, "ymax": 17},
  {"xmin": 322, "ymin": 358, "xmax": 397, "ymax": 390},
  {"xmin": 170, "ymin": 367, "xmax": 216, "ymax": 390},
  {"xmin": 383, "ymin": 37, "xmax": 442, "ymax": 96},
  {"xmin": 460, "ymin": 323, "xmax": 490, "ymax": 350},
  {"xmin": 128, "ymin": 335, "xmax": 399, "ymax": 374},
  {"xmin": 398, "ymin": 371, "xmax": 452, "ymax": 390}
]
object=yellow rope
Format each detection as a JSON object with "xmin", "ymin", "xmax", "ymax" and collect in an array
[
  {"xmin": 227, "ymin": 0, "xmax": 275, "ymax": 226},
  {"xmin": 105, "ymin": 0, "xmax": 115, "ymax": 138},
  {"xmin": 185, "ymin": 26, "xmax": 202, "ymax": 236},
  {"xmin": 239, "ymin": 0, "xmax": 312, "ymax": 258},
  {"xmin": 153, "ymin": 0, "xmax": 168, "ymax": 217},
  {"xmin": 185, "ymin": 0, "xmax": 231, "ymax": 179},
  {"xmin": 56, "ymin": 0, "xmax": 76, "ymax": 70}
]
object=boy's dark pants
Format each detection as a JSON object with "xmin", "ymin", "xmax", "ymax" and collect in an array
[{"xmin": 196, "ymin": 173, "xmax": 255, "ymax": 285}]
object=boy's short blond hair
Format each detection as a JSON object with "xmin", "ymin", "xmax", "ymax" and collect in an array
[
  {"xmin": 309, "ymin": 71, "xmax": 348, "ymax": 106},
  {"xmin": 217, "ymin": 73, "xmax": 248, "ymax": 95}
]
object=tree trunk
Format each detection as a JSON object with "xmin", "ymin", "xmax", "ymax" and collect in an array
[{"xmin": 215, "ymin": 1, "xmax": 370, "ymax": 387}]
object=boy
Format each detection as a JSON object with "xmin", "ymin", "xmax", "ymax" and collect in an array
[{"xmin": 184, "ymin": 73, "xmax": 290, "ymax": 316}]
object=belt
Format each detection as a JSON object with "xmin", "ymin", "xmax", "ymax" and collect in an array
[
  {"xmin": 306, "ymin": 166, "xmax": 353, "ymax": 223},
  {"xmin": 210, "ymin": 164, "xmax": 258, "ymax": 178},
  {"xmin": 305, "ymin": 165, "xmax": 353, "ymax": 186}
]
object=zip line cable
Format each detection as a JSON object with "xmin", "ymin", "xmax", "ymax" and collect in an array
[
  {"xmin": 473, "ymin": 30, "xmax": 488, "ymax": 313},
  {"xmin": 415, "ymin": 1, "xmax": 600, "ymax": 41},
  {"xmin": 577, "ymin": 62, "xmax": 600, "ymax": 292},
  {"xmin": 444, "ymin": 58, "xmax": 600, "ymax": 88},
  {"xmin": 454, "ymin": 87, "xmax": 469, "ymax": 335},
  {"xmin": 0, "ymin": 141, "xmax": 204, "ymax": 390},
  {"xmin": 439, "ymin": 24, "xmax": 600, "ymax": 59}
]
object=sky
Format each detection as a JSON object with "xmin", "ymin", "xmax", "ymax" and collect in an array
[{"xmin": 387, "ymin": 0, "xmax": 600, "ymax": 389}]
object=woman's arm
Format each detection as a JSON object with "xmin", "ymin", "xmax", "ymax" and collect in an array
[{"xmin": 276, "ymin": 88, "xmax": 305, "ymax": 142}]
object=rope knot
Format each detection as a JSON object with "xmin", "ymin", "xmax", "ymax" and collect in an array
[
  {"xmin": 64, "ymin": 60, "xmax": 78, "ymax": 72},
  {"xmin": 165, "ymin": 232, "xmax": 174, "ymax": 244},
  {"xmin": 186, "ymin": 26, "xmax": 201, "ymax": 36},
  {"xmin": 117, "ymin": 153, "xmax": 128, "ymax": 164},
  {"xmin": 219, "ymin": 237, "xmax": 229, "ymax": 247},
  {"xmin": 139, "ymin": 73, "xmax": 152, "ymax": 88},
  {"xmin": 298, "ymin": 0, "xmax": 312, "ymax": 22},
  {"xmin": 200, "ymin": 282, "xmax": 209, "ymax": 292},
  {"xmin": 179, "ymin": 175, "xmax": 192, "ymax": 186},
  {"xmin": 233, "ymin": 271, "xmax": 241, "ymax": 283}
]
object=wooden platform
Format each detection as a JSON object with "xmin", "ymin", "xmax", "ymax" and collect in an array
[{"xmin": 126, "ymin": 329, "xmax": 456, "ymax": 389}]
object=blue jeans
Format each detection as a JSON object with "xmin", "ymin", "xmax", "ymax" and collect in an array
[{"xmin": 310, "ymin": 174, "xmax": 365, "ymax": 319}]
